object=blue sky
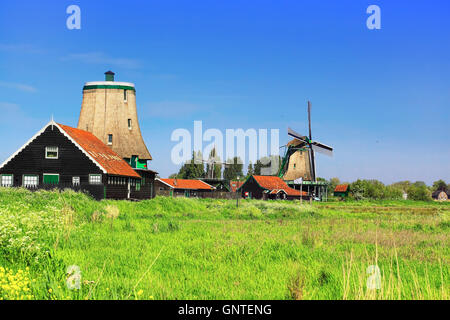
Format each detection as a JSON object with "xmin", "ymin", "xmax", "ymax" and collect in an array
[{"xmin": 0, "ymin": 0, "xmax": 448, "ymax": 184}]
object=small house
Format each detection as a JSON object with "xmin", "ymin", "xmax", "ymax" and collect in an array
[
  {"xmin": 0, "ymin": 121, "xmax": 156, "ymax": 200},
  {"xmin": 334, "ymin": 184, "xmax": 349, "ymax": 197},
  {"xmin": 238, "ymin": 175, "xmax": 307, "ymax": 200},
  {"xmin": 155, "ymin": 178, "xmax": 215, "ymax": 198}
]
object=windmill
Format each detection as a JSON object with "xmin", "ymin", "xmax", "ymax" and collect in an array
[{"xmin": 278, "ymin": 101, "xmax": 333, "ymax": 182}]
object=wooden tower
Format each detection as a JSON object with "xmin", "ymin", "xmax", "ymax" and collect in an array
[{"xmin": 77, "ymin": 71, "xmax": 152, "ymax": 169}]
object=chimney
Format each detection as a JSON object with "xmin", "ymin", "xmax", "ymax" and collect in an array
[{"xmin": 105, "ymin": 70, "xmax": 115, "ymax": 82}]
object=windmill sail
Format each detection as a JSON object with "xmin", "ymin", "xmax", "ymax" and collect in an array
[
  {"xmin": 280, "ymin": 102, "xmax": 333, "ymax": 182},
  {"xmin": 311, "ymin": 142, "xmax": 333, "ymax": 157}
]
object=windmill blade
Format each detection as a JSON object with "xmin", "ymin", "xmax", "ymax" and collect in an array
[
  {"xmin": 308, "ymin": 101, "xmax": 312, "ymax": 140},
  {"xmin": 311, "ymin": 141, "xmax": 333, "ymax": 157},
  {"xmin": 288, "ymin": 127, "xmax": 308, "ymax": 143},
  {"xmin": 309, "ymin": 148, "xmax": 316, "ymax": 182}
]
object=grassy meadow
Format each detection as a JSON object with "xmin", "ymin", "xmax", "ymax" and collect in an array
[{"xmin": 0, "ymin": 187, "xmax": 448, "ymax": 300}]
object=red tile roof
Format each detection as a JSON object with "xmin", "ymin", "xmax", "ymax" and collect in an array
[
  {"xmin": 57, "ymin": 124, "xmax": 140, "ymax": 178},
  {"xmin": 251, "ymin": 175, "xmax": 307, "ymax": 196},
  {"xmin": 229, "ymin": 180, "xmax": 244, "ymax": 192},
  {"xmin": 334, "ymin": 184, "xmax": 349, "ymax": 192},
  {"xmin": 158, "ymin": 179, "xmax": 214, "ymax": 190}
]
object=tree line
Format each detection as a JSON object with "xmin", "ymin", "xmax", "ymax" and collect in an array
[
  {"xmin": 327, "ymin": 177, "xmax": 449, "ymax": 201},
  {"xmin": 169, "ymin": 148, "xmax": 281, "ymax": 181}
]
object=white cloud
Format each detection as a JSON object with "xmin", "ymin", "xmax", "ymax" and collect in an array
[
  {"xmin": 0, "ymin": 44, "xmax": 44, "ymax": 54},
  {"xmin": 0, "ymin": 81, "xmax": 37, "ymax": 93},
  {"xmin": 61, "ymin": 52, "xmax": 140, "ymax": 69}
]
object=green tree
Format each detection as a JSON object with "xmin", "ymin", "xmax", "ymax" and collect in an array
[
  {"xmin": 223, "ymin": 157, "xmax": 244, "ymax": 181},
  {"xmin": 246, "ymin": 162, "xmax": 254, "ymax": 177},
  {"xmin": 432, "ymin": 180, "xmax": 447, "ymax": 192},
  {"xmin": 176, "ymin": 151, "xmax": 205, "ymax": 179},
  {"xmin": 407, "ymin": 184, "xmax": 432, "ymax": 201},
  {"xmin": 390, "ymin": 181, "xmax": 411, "ymax": 192},
  {"xmin": 350, "ymin": 179, "xmax": 402, "ymax": 201}
]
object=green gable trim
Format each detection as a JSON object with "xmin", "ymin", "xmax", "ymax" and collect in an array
[{"xmin": 83, "ymin": 85, "xmax": 136, "ymax": 91}]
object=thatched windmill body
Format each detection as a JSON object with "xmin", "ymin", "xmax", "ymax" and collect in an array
[{"xmin": 77, "ymin": 71, "xmax": 152, "ymax": 169}]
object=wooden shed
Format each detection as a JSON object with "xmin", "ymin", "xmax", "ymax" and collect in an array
[
  {"xmin": 155, "ymin": 178, "xmax": 215, "ymax": 198},
  {"xmin": 238, "ymin": 175, "xmax": 308, "ymax": 200},
  {"xmin": 334, "ymin": 184, "xmax": 349, "ymax": 197}
]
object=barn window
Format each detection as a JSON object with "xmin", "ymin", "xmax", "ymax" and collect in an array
[
  {"xmin": 23, "ymin": 175, "xmax": 38, "ymax": 187},
  {"xmin": 45, "ymin": 146, "xmax": 58, "ymax": 159},
  {"xmin": 1, "ymin": 174, "xmax": 13, "ymax": 187},
  {"xmin": 128, "ymin": 119, "xmax": 132, "ymax": 130},
  {"xmin": 136, "ymin": 182, "xmax": 141, "ymax": 191},
  {"xmin": 108, "ymin": 134, "xmax": 113, "ymax": 145},
  {"xmin": 89, "ymin": 174, "xmax": 102, "ymax": 185},
  {"xmin": 72, "ymin": 177, "xmax": 80, "ymax": 186},
  {"xmin": 43, "ymin": 174, "xmax": 59, "ymax": 185}
]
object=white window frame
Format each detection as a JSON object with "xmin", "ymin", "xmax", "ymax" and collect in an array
[
  {"xmin": 45, "ymin": 146, "xmax": 59, "ymax": 159},
  {"xmin": 89, "ymin": 174, "xmax": 102, "ymax": 185},
  {"xmin": 23, "ymin": 175, "xmax": 39, "ymax": 187},
  {"xmin": 72, "ymin": 176, "xmax": 80, "ymax": 186},
  {"xmin": 1, "ymin": 174, "xmax": 13, "ymax": 187}
]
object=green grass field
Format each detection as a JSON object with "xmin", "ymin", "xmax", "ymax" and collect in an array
[{"xmin": 0, "ymin": 188, "xmax": 448, "ymax": 300}]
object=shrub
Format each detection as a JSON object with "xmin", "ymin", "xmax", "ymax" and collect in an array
[
  {"xmin": 350, "ymin": 179, "xmax": 403, "ymax": 201},
  {"xmin": 407, "ymin": 185, "xmax": 432, "ymax": 201}
]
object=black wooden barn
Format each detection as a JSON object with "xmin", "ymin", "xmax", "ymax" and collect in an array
[{"xmin": 0, "ymin": 121, "xmax": 156, "ymax": 200}]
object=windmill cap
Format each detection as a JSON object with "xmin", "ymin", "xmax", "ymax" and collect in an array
[{"xmin": 105, "ymin": 70, "xmax": 115, "ymax": 81}]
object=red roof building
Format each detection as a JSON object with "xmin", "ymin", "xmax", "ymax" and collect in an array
[
  {"xmin": 0, "ymin": 121, "xmax": 156, "ymax": 200},
  {"xmin": 334, "ymin": 184, "xmax": 349, "ymax": 197},
  {"xmin": 155, "ymin": 178, "xmax": 215, "ymax": 198},
  {"xmin": 238, "ymin": 175, "xmax": 308, "ymax": 200},
  {"xmin": 157, "ymin": 178, "xmax": 215, "ymax": 190}
]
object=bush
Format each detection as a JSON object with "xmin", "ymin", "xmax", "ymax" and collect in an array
[
  {"xmin": 349, "ymin": 179, "xmax": 403, "ymax": 201},
  {"xmin": 407, "ymin": 185, "xmax": 432, "ymax": 201}
]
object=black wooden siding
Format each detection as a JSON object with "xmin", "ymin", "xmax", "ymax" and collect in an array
[
  {"xmin": 239, "ymin": 176, "xmax": 265, "ymax": 199},
  {"xmin": 0, "ymin": 125, "xmax": 156, "ymax": 201},
  {"xmin": 0, "ymin": 125, "xmax": 103, "ymax": 186}
]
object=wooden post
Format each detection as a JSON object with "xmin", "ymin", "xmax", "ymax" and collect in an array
[{"xmin": 300, "ymin": 180, "xmax": 303, "ymax": 204}]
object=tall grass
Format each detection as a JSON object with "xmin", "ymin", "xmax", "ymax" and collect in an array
[{"xmin": 0, "ymin": 188, "xmax": 448, "ymax": 300}]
